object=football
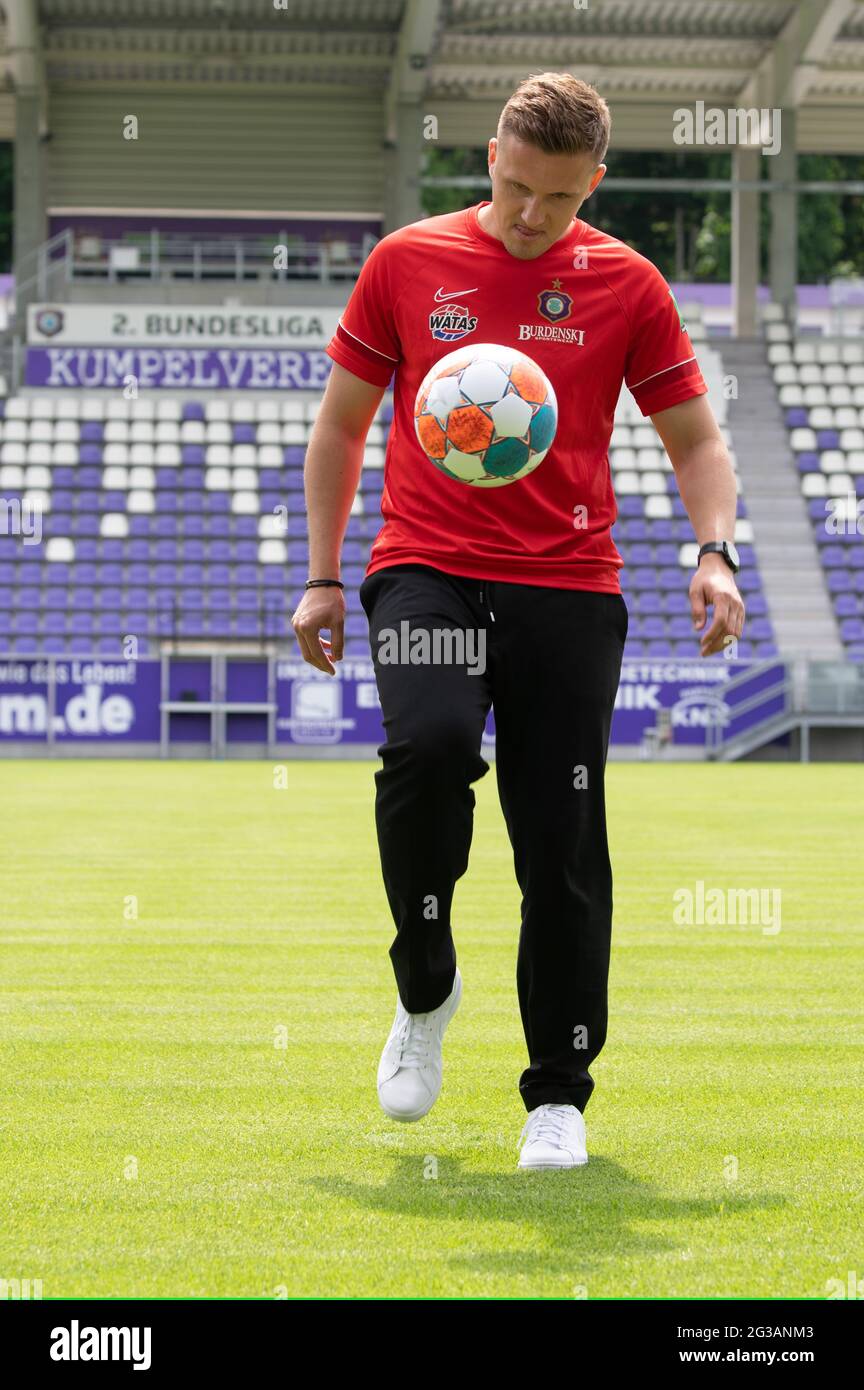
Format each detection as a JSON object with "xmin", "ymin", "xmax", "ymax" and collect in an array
[{"xmin": 413, "ymin": 342, "xmax": 558, "ymax": 487}]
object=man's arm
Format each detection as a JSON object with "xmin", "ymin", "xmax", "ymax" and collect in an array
[
  {"xmin": 292, "ymin": 361, "xmax": 385, "ymax": 675},
  {"xmin": 650, "ymin": 394, "xmax": 745, "ymax": 658}
]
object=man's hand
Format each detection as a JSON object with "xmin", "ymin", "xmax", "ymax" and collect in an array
[
  {"xmin": 690, "ymin": 554, "xmax": 745, "ymax": 657},
  {"xmin": 291, "ymin": 586, "xmax": 345, "ymax": 676}
]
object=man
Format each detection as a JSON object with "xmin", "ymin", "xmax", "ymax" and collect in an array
[{"xmin": 292, "ymin": 72, "xmax": 744, "ymax": 1170}]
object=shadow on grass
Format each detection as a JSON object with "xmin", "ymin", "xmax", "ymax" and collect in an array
[{"xmin": 306, "ymin": 1149, "xmax": 787, "ymax": 1282}]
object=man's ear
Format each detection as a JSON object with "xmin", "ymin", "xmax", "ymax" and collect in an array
[
  {"xmin": 588, "ymin": 163, "xmax": 607, "ymax": 195},
  {"xmin": 487, "ymin": 136, "xmax": 497, "ymax": 174}
]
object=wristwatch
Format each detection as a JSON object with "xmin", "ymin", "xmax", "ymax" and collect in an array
[{"xmin": 697, "ymin": 540, "xmax": 740, "ymax": 574}]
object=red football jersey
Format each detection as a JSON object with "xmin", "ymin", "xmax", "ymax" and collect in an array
[{"xmin": 325, "ymin": 201, "xmax": 707, "ymax": 592}]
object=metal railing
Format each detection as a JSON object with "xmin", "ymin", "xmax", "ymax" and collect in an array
[{"xmin": 16, "ymin": 228, "xmax": 378, "ymax": 299}]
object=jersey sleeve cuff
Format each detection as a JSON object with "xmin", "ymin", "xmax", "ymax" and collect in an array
[
  {"xmin": 631, "ymin": 364, "xmax": 707, "ymax": 417},
  {"xmin": 325, "ymin": 329, "xmax": 396, "ymax": 389}
]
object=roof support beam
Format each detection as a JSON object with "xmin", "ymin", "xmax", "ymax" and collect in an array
[
  {"xmin": 383, "ymin": 0, "xmax": 442, "ymax": 231},
  {"xmin": 7, "ymin": 0, "xmax": 49, "ymax": 318}
]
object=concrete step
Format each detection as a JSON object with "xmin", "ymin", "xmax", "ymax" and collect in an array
[{"xmin": 722, "ymin": 335, "xmax": 844, "ymax": 661}]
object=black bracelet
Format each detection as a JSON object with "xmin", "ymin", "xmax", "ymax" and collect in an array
[{"xmin": 305, "ymin": 579, "xmax": 344, "ymax": 590}]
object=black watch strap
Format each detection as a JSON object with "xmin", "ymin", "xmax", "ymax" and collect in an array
[{"xmin": 697, "ymin": 541, "xmax": 739, "ymax": 574}]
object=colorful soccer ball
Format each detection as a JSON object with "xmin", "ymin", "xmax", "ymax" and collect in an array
[{"xmin": 413, "ymin": 343, "xmax": 558, "ymax": 487}]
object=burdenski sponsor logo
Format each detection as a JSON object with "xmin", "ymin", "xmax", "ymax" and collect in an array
[{"xmin": 517, "ymin": 324, "xmax": 586, "ymax": 344}]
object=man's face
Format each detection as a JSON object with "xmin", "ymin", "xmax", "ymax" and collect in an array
[{"xmin": 483, "ymin": 132, "xmax": 606, "ymax": 260}]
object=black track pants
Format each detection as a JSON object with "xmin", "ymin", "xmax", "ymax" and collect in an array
[{"xmin": 358, "ymin": 562, "xmax": 628, "ymax": 1114}]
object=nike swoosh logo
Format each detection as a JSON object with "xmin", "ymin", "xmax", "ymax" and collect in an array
[{"xmin": 434, "ymin": 286, "xmax": 479, "ymax": 301}]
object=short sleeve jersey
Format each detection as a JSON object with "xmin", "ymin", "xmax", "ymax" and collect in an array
[{"xmin": 325, "ymin": 201, "xmax": 707, "ymax": 592}]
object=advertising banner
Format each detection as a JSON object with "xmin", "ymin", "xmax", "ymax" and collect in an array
[
  {"xmin": 0, "ymin": 658, "xmax": 161, "ymax": 742},
  {"xmin": 0, "ymin": 656, "xmax": 787, "ymax": 751},
  {"xmin": 28, "ymin": 304, "xmax": 340, "ymax": 348},
  {"xmin": 25, "ymin": 346, "xmax": 333, "ymax": 391},
  {"xmin": 272, "ymin": 658, "xmax": 788, "ymax": 749}
]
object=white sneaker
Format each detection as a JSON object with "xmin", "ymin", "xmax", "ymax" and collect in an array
[
  {"xmin": 377, "ymin": 968, "xmax": 462, "ymax": 1122},
  {"xmin": 517, "ymin": 1103, "xmax": 588, "ymax": 1169}
]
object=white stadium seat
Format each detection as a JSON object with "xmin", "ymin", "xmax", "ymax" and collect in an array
[
  {"xmin": 259, "ymin": 539, "xmax": 288, "ymax": 564},
  {"xmin": 645, "ymin": 494, "xmax": 673, "ymax": 518},
  {"xmin": 205, "ymin": 468, "xmax": 230, "ymax": 490},
  {"xmin": 129, "ymin": 444, "xmax": 156, "ymax": 467},
  {"xmin": 23, "ymin": 489, "xmax": 50, "ymax": 514},
  {"xmin": 802, "ymin": 473, "xmax": 827, "ymax": 496},
  {"xmin": 614, "ymin": 471, "xmax": 640, "ymax": 494},
  {"xmin": 26, "ymin": 443, "xmax": 53, "ymax": 466},
  {"xmin": 101, "ymin": 513, "xmax": 129, "ymax": 537},
  {"xmin": 103, "ymin": 466, "xmax": 129, "ymax": 490},
  {"xmin": 24, "ymin": 466, "xmax": 52, "ymax": 488},
  {"xmin": 231, "ymin": 491, "xmax": 259, "ymax": 514},
  {"xmin": 46, "ymin": 537, "xmax": 75, "ymax": 561},
  {"xmin": 103, "ymin": 443, "xmax": 130, "ymax": 466},
  {"xmin": 127, "ymin": 490, "xmax": 155, "ymax": 513},
  {"xmin": 205, "ymin": 444, "xmax": 231, "ymax": 467},
  {"xmin": 129, "ymin": 466, "xmax": 155, "ymax": 489}
]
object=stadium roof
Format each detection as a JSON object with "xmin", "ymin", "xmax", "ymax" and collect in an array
[
  {"xmin": 0, "ymin": 0, "xmax": 861, "ymax": 148},
  {"xmin": 3, "ymin": 0, "xmax": 864, "ymax": 151}
]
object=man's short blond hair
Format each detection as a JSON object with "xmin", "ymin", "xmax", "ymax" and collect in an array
[{"xmin": 497, "ymin": 72, "xmax": 611, "ymax": 163}]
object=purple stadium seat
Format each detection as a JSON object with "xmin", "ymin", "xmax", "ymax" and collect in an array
[
  {"xmin": 840, "ymin": 618, "xmax": 864, "ymax": 643},
  {"xmin": 816, "ymin": 431, "xmax": 839, "ymax": 450},
  {"xmin": 70, "ymin": 611, "xmax": 94, "ymax": 633},
  {"xmin": 182, "ymin": 402, "xmax": 205, "ymax": 421},
  {"xmin": 646, "ymin": 639, "xmax": 673, "ymax": 656},
  {"xmin": 80, "ymin": 421, "xmax": 104, "ymax": 442},
  {"xmin": 181, "ymin": 445, "xmax": 205, "ymax": 465},
  {"xmin": 233, "ymin": 424, "xmax": 256, "ymax": 444},
  {"xmin": 42, "ymin": 637, "xmax": 67, "ymax": 654},
  {"xmin": 234, "ymin": 615, "xmax": 259, "ymax": 636},
  {"xmin": 53, "ymin": 468, "xmax": 75, "ymax": 488},
  {"xmin": 205, "ymin": 493, "xmax": 230, "ymax": 513},
  {"xmin": 79, "ymin": 445, "xmax": 103, "ymax": 466},
  {"xmin": 785, "ymin": 409, "xmax": 808, "ymax": 428}
]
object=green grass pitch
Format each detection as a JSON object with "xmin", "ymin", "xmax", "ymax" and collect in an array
[{"xmin": 0, "ymin": 760, "xmax": 861, "ymax": 1300}]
